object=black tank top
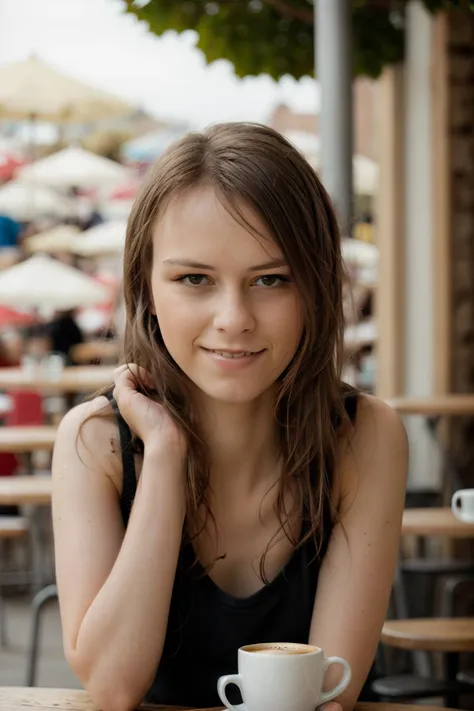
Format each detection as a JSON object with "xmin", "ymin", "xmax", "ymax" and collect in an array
[{"xmin": 107, "ymin": 392, "xmax": 358, "ymax": 708}]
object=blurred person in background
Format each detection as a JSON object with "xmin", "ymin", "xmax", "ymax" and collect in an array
[
  {"xmin": 0, "ymin": 332, "xmax": 22, "ymax": 368},
  {"xmin": 0, "ymin": 333, "xmax": 22, "ymax": 513},
  {"xmin": 46, "ymin": 309, "xmax": 84, "ymax": 365},
  {"xmin": 81, "ymin": 200, "xmax": 105, "ymax": 231},
  {"xmin": 24, "ymin": 324, "xmax": 52, "ymax": 362},
  {"xmin": 0, "ymin": 213, "xmax": 21, "ymax": 250}
]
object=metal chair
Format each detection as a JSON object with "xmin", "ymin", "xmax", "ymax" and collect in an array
[
  {"xmin": 26, "ymin": 583, "xmax": 58, "ymax": 686},
  {"xmin": 0, "ymin": 516, "xmax": 29, "ymax": 648}
]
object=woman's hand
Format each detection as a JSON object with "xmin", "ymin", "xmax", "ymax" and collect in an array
[
  {"xmin": 112, "ymin": 364, "xmax": 186, "ymax": 461},
  {"xmin": 320, "ymin": 702, "xmax": 343, "ymax": 711}
]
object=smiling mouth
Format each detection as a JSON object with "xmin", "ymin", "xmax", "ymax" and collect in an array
[{"xmin": 202, "ymin": 348, "xmax": 264, "ymax": 359}]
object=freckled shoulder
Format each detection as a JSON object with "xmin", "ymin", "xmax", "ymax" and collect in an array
[{"xmin": 54, "ymin": 395, "xmax": 125, "ymax": 495}]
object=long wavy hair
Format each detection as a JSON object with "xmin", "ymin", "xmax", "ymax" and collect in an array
[{"xmin": 115, "ymin": 122, "xmax": 349, "ymax": 577}]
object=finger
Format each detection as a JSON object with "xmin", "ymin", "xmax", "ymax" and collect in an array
[
  {"xmin": 114, "ymin": 363, "xmax": 155, "ymax": 391},
  {"xmin": 319, "ymin": 702, "xmax": 342, "ymax": 711},
  {"xmin": 113, "ymin": 364, "xmax": 128, "ymax": 379}
]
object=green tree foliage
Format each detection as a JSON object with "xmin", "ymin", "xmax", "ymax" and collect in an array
[{"xmin": 124, "ymin": 0, "xmax": 473, "ymax": 79}]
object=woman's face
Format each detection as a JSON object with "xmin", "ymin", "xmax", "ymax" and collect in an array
[{"xmin": 150, "ymin": 186, "xmax": 304, "ymax": 405}]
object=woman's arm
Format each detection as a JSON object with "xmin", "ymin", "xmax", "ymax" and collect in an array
[
  {"xmin": 309, "ymin": 395, "xmax": 408, "ymax": 711},
  {"xmin": 52, "ymin": 397, "xmax": 186, "ymax": 711}
]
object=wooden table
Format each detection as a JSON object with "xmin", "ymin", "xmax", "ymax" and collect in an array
[
  {"xmin": 402, "ymin": 507, "xmax": 474, "ymax": 538},
  {"xmin": 382, "ymin": 618, "xmax": 474, "ymax": 652},
  {"xmin": 0, "ymin": 366, "xmax": 114, "ymax": 394},
  {"xmin": 0, "ymin": 475, "xmax": 52, "ymax": 506},
  {"xmin": 0, "ymin": 688, "xmax": 465, "ymax": 711},
  {"xmin": 388, "ymin": 394, "xmax": 474, "ymax": 496},
  {"xmin": 0, "ymin": 426, "xmax": 57, "ymax": 453},
  {"xmin": 71, "ymin": 339, "xmax": 119, "ymax": 365},
  {"xmin": 382, "ymin": 618, "xmax": 474, "ymax": 707},
  {"xmin": 388, "ymin": 394, "xmax": 474, "ymax": 417}
]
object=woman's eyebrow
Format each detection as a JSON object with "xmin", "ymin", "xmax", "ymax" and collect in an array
[{"xmin": 162, "ymin": 258, "xmax": 288, "ymax": 271}]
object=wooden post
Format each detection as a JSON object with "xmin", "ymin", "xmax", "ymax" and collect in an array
[{"xmin": 375, "ymin": 66, "xmax": 405, "ymax": 398}]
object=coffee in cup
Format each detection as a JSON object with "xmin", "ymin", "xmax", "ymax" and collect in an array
[
  {"xmin": 452, "ymin": 489, "xmax": 474, "ymax": 523},
  {"xmin": 217, "ymin": 642, "xmax": 351, "ymax": 711}
]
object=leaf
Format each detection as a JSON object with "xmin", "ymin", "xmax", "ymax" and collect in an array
[{"xmin": 123, "ymin": 0, "xmax": 472, "ymax": 80}]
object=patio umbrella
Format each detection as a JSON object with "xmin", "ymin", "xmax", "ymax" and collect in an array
[
  {"xmin": 0, "ymin": 56, "xmax": 133, "ymax": 124},
  {"xmin": 0, "ymin": 254, "xmax": 110, "ymax": 309},
  {"xmin": 73, "ymin": 220, "xmax": 127, "ymax": 256},
  {"xmin": 284, "ymin": 131, "xmax": 379, "ymax": 197},
  {"xmin": 342, "ymin": 238, "xmax": 378, "ymax": 268},
  {"xmin": 18, "ymin": 147, "xmax": 131, "ymax": 192},
  {"xmin": 0, "ymin": 181, "xmax": 74, "ymax": 221},
  {"xmin": 25, "ymin": 224, "xmax": 81, "ymax": 254},
  {"xmin": 352, "ymin": 155, "xmax": 379, "ymax": 197},
  {"xmin": 0, "ymin": 305, "xmax": 36, "ymax": 327},
  {"xmin": 121, "ymin": 127, "xmax": 187, "ymax": 163}
]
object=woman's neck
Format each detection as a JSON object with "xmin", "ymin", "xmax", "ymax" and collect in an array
[{"xmin": 194, "ymin": 388, "xmax": 281, "ymax": 490}]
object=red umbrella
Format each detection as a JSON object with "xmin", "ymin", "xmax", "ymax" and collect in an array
[{"xmin": 0, "ymin": 305, "xmax": 36, "ymax": 327}]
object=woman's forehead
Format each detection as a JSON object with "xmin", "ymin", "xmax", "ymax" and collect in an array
[{"xmin": 152, "ymin": 186, "xmax": 284, "ymax": 264}]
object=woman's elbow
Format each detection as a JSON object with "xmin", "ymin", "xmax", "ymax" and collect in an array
[
  {"xmin": 84, "ymin": 683, "xmax": 144, "ymax": 711},
  {"xmin": 65, "ymin": 647, "xmax": 150, "ymax": 711}
]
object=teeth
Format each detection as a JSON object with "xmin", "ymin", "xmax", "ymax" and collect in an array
[{"xmin": 212, "ymin": 350, "xmax": 254, "ymax": 358}]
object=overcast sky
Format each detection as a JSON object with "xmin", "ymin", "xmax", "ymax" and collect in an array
[{"xmin": 0, "ymin": 0, "xmax": 320, "ymax": 128}]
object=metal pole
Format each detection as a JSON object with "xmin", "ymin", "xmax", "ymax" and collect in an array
[{"xmin": 315, "ymin": 0, "xmax": 353, "ymax": 234}]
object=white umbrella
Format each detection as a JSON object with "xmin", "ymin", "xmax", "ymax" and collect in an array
[
  {"xmin": 25, "ymin": 224, "xmax": 81, "ymax": 254},
  {"xmin": 352, "ymin": 155, "xmax": 379, "ymax": 196},
  {"xmin": 0, "ymin": 254, "xmax": 110, "ymax": 309},
  {"xmin": 342, "ymin": 238, "xmax": 378, "ymax": 268},
  {"xmin": 283, "ymin": 131, "xmax": 379, "ymax": 196},
  {"xmin": 73, "ymin": 220, "xmax": 127, "ymax": 256},
  {"xmin": 18, "ymin": 146, "xmax": 131, "ymax": 192},
  {"xmin": 285, "ymin": 130, "xmax": 320, "ymax": 158},
  {"xmin": 0, "ymin": 181, "xmax": 74, "ymax": 221},
  {"xmin": 0, "ymin": 56, "xmax": 133, "ymax": 124},
  {"xmin": 100, "ymin": 197, "xmax": 135, "ymax": 221}
]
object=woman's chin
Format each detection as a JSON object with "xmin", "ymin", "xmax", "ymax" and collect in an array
[{"xmin": 192, "ymin": 381, "xmax": 270, "ymax": 406}]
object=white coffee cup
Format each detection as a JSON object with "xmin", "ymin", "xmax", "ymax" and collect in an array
[
  {"xmin": 452, "ymin": 489, "xmax": 474, "ymax": 523},
  {"xmin": 217, "ymin": 642, "xmax": 351, "ymax": 711}
]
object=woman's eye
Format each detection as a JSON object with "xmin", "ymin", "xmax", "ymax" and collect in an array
[
  {"xmin": 254, "ymin": 275, "xmax": 289, "ymax": 288},
  {"xmin": 179, "ymin": 274, "xmax": 210, "ymax": 286}
]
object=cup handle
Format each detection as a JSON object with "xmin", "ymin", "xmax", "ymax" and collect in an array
[
  {"xmin": 451, "ymin": 492, "xmax": 462, "ymax": 515},
  {"xmin": 319, "ymin": 656, "xmax": 352, "ymax": 705},
  {"xmin": 217, "ymin": 674, "xmax": 247, "ymax": 711}
]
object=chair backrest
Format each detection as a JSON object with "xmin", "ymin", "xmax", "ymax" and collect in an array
[{"xmin": 5, "ymin": 391, "xmax": 44, "ymax": 427}]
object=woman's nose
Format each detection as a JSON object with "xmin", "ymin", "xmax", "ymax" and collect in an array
[{"xmin": 212, "ymin": 289, "xmax": 255, "ymax": 334}]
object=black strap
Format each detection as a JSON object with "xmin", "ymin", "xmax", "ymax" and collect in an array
[
  {"xmin": 344, "ymin": 391, "xmax": 358, "ymax": 423},
  {"xmin": 105, "ymin": 391, "xmax": 137, "ymax": 526}
]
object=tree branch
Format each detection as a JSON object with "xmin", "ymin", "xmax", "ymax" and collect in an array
[{"xmin": 262, "ymin": 0, "xmax": 314, "ymax": 24}]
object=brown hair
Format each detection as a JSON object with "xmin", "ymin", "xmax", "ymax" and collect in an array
[{"xmin": 118, "ymin": 122, "xmax": 349, "ymax": 578}]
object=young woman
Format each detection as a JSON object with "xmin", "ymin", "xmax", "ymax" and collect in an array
[{"xmin": 52, "ymin": 123, "xmax": 407, "ymax": 711}]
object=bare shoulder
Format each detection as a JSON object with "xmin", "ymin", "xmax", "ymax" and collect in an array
[
  {"xmin": 337, "ymin": 392, "xmax": 408, "ymax": 500},
  {"xmin": 350, "ymin": 392, "xmax": 408, "ymax": 454},
  {"xmin": 54, "ymin": 395, "xmax": 123, "ymax": 494}
]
